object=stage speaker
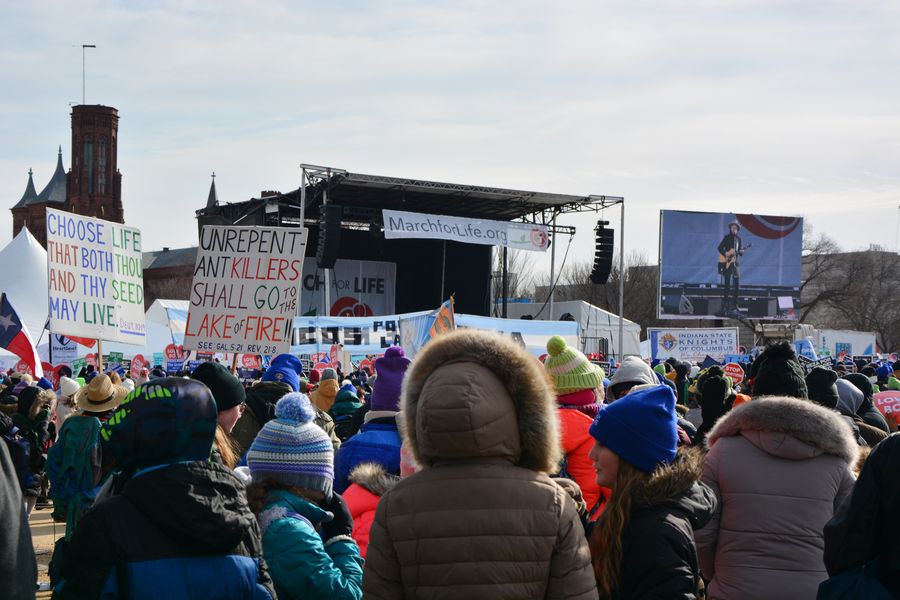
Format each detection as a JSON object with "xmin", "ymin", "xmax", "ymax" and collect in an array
[
  {"xmin": 316, "ymin": 204, "xmax": 342, "ymax": 269},
  {"xmin": 590, "ymin": 220, "xmax": 615, "ymax": 284}
]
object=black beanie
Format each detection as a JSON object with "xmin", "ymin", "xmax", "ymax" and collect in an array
[
  {"xmin": 805, "ymin": 367, "xmax": 839, "ymax": 410},
  {"xmin": 751, "ymin": 341, "xmax": 808, "ymax": 399},
  {"xmin": 190, "ymin": 362, "xmax": 246, "ymax": 412}
]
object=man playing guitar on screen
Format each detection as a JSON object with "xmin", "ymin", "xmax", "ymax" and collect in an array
[{"xmin": 717, "ymin": 222, "xmax": 751, "ymax": 314}]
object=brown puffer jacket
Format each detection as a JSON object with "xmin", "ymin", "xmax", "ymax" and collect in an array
[{"xmin": 363, "ymin": 330, "xmax": 597, "ymax": 600}]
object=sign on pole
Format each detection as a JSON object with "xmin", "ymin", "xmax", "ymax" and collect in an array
[
  {"xmin": 46, "ymin": 208, "xmax": 145, "ymax": 344},
  {"xmin": 183, "ymin": 226, "xmax": 308, "ymax": 355}
]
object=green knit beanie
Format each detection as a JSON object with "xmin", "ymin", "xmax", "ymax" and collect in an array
[
  {"xmin": 544, "ymin": 335, "xmax": 604, "ymax": 395},
  {"xmin": 888, "ymin": 377, "xmax": 900, "ymax": 391}
]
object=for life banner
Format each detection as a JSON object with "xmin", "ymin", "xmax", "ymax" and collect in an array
[
  {"xmin": 184, "ymin": 226, "xmax": 308, "ymax": 355},
  {"xmin": 383, "ymin": 209, "xmax": 550, "ymax": 252},
  {"xmin": 46, "ymin": 208, "xmax": 146, "ymax": 344},
  {"xmin": 300, "ymin": 259, "xmax": 396, "ymax": 316},
  {"xmin": 658, "ymin": 210, "xmax": 803, "ymax": 320},
  {"xmin": 647, "ymin": 327, "xmax": 739, "ymax": 363},
  {"xmin": 292, "ymin": 312, "xmax": 578, "ymax": 358}
]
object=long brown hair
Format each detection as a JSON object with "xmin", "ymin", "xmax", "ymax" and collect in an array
[
  {"xmin": 245, "ymin": 477, "xmax": 326, "ymax": 515},
  {"xmin": 215, "ymin": 425, "xmax": 240, "ymax": 469},
  {"xmin": 588, "ymin": 458, "xmax": 649, "ymax": 599}
]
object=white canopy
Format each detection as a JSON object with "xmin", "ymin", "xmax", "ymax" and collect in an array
[
  {"xmin": 502, "ymin": 300, "xmax": 641, "ymax": 359},
  {"xmin": 0, "ymin": 228, "xmax": 49, "ymax": 339}
]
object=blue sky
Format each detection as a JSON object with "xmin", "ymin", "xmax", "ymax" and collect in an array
[{"xmin": 2, "ymin": 0, "xmax": 899, "ymax": 276}]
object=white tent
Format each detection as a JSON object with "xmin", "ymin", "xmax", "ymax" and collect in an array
[
  {"xmin": 0, "ymin": 228, "xmax": 49, "ymax": 339},
  {"xmin": 502, "ymin": 300, "xmax": 641, "ymax": 359}
]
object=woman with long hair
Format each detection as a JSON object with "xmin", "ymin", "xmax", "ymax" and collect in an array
[{"xmin": 587, "ymin": 384, "xmax": 715, "ymax": 599}]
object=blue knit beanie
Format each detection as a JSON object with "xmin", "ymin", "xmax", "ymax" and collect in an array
[
  {"xmin": 260, "ymin": 353, "xmax": 302, "ymax": 392},
  {"xmin": 589, "ymin": 384, "xmax": 678, "ymax": 473},
  {"xmin": 247, "ymin": 392, "xmax": 334, "ymax": 497}
]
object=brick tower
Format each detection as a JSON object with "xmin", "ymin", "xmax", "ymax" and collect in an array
[{"xmin": 66, "ymin": 105, "xmax": 124, "ymax": 223}]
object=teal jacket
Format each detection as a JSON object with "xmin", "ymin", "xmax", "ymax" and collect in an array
[{"xmin": 258, "ymin": 490, "xmax": 363, "ymax": 600}]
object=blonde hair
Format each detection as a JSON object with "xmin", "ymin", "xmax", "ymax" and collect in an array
[
  {"xmin": 215, "ymin": 425, "xmax": 240, "ymax": 469},
  {"xmin": 589, "ymin": 458, "xmax": 649, "ymax": 599}
]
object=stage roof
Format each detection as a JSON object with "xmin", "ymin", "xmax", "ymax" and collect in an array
[{"xmin": 198, "ymin": 166, "xmax": 620, "ymax": 228}]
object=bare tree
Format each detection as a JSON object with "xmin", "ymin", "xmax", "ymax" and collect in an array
[
  {"xmin": 534, "ymin": 251, "xmax": 662, "ymax": 336},
  {"xmin": 491, "ymin": 249, "xmax": 538, "ymax": 316}
]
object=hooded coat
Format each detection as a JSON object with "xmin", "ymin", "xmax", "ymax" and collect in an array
[
  {"xmin": 844, "ymin": 373, "xmax": 891, "ymax": 433},
  {"xmin": 609, "ymin": 449, "xmax": 716, "ymax": 599},
  {"xmin": 343, "ymin": 463, "xmax": 399, "ymax": 559},
  {"xmin": 53, "ymin": 461, "xmax": 275, "ymax": 599},
  {"xmin": 362, "ymin": 330, "xmax": 597, "ymax": 600},
  {"xmin": 824, "ymin": 433, "xmax": 900, "ymax": 595},
  {"xmin": 695, "ymin": 396, "xmax": 858, "ymax": 600},
  {"xmin": 835, "ymin": 379, "xmax": 888, "ymax": 447}
]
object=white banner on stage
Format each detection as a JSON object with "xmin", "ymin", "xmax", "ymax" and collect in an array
[{"xmin": 382, "ymin": 209, "xmax": 549, "ymax": 252}]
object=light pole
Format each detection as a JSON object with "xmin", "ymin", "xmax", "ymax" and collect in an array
[{"xmin": 82, "ymin": 44, "xmax": 96, "ymax": 105}]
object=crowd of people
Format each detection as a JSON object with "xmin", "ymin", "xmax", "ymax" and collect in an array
[{"xmin": 2, "ymin": 333, "xmax": 899, "ymax": 599}]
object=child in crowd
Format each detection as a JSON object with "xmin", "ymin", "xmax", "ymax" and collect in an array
[{"xmin": 246, "ymin": 392, "xmax": 363, "ymax": 600}]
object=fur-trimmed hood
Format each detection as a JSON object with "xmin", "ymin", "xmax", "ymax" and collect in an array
[
  {"xmin": 707, "ymin": 396, "xmax": 858, "ymax": 465},
  {"xmin": 632, "ymin": 447, "xmax": 716, "ymax": 530},
  {"xmin": 401, "ymin": 329, "xmax": 561, "ymax": 473},
  {"xmin": 348, "ymin": 462, "xmax": 399, "ymax": 497}
]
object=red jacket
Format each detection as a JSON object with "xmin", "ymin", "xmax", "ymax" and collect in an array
[
  {"xmin": 341, "ymin": 463, "xmax": 399, "ymax": 558},
  {"xmin": 558, "ymin": 408, "xmax": 609, "ymax": 517}
]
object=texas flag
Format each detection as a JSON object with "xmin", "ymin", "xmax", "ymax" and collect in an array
[{"xmin": 0, "ymin": 293, "xmax": 43, "ymax": 378}]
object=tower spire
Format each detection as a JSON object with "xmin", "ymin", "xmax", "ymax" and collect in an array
[{"xmin": 206, "ymin": 171, "xmax": 219, "ymax": 208}]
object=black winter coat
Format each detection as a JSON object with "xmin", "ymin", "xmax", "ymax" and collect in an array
[
  {"xmin": 610, "ymin": 450, "xmax": 716, "ymax": 600},
  {"xmin": 824, "ymin": 433, "xmax": 900, "ymax": 596},
  {"xmin": 53, "ymin": 461, "xmax": 275, "ymax": 599}
]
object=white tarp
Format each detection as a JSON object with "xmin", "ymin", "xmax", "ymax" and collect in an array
[{"xmin": 502, "ymin": 300, "xmax": 641, "ymax": 359}]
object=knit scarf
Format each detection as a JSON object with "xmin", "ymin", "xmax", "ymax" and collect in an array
[{"xmin": 557, "ymin": 389, "xmax": 601, "ymax": 419}]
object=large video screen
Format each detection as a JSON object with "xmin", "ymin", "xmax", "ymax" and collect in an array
[{"xmin": 658, "ymin": 211, "xmax": 803, "ymax": 320}]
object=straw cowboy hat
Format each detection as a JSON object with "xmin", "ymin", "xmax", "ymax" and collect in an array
[{"xmin": 75, "ymin": 373, "xmax": 129, "ymax": 413}]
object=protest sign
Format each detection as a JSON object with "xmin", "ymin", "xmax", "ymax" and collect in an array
[
  {"xmin": 46, "ymin": 208, "xmax": 145, "ymax": 344},
  {"xmin": 723, "ymin": 363, "xmax": 745, "ymax": 385},
  {"xmin": 183, "ymin": 226, "xmax": 308, "ymax": 355},
  {"xmin": 648, "ymin": 328, "xmax": 739, "ymax": 363},
  {"xmin": 152, "ymin": 352, "xmax": 164, "ymax": 368},
  {"xmin": 108, "ymin": 352, "xmax": 124, "ymax": 366},
  {"xmin": 50, "ymin": 334, "xmax": 78, "ymax": 366},
  {"xmin": 72, "ymin": 357, "xmax": 86, "ymax": 373},
  {"xmin": 241, "ymin": 354, "xmax": 261, "ymax": 370},
  {"xmin": 41, "ymin": 363, "xmax": 59, "ymax": 389},
  {"xmin": 131, "ymin": 354, "xmax": 148, "ymax": 378},
  {"xmin": 873, "ymin": 391, "xmax": 900, "ymax": 419}
]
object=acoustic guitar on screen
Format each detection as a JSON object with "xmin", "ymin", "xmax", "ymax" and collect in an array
[{"xmin": 717, "ymin": 243, "xmax": 752, "ymax": 272}]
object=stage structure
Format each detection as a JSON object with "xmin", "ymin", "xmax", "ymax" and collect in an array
[{"xmin": 197, "ymin": 164, "xmax": 626, "ymax": 357}]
